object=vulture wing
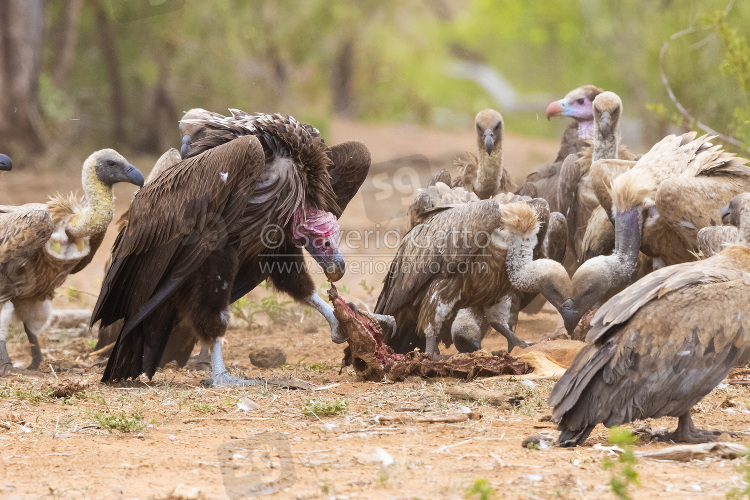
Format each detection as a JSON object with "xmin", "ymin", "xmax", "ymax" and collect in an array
[
  {"xmin": 590, "ymin": 159, "xmax": 637, "ymax": 218},
  {"xmin": 580, "ymin": 206, "xmax": 614, "ymax": 263},
  {"xmin": 0, "ymin": 205, "xmax": 54, "ymax": 265},
  {"xmin": 327, "ymin": 141, "xmax": 371, "ymax": 214},
  {"xmin": 91, "ymin": 135, "xmax": 266, "ymax": 335}
]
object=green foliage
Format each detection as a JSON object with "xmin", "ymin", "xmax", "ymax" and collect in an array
[
  {"xmin": 727, "ymin": 447, "xmax": 750, "ymax": 499},
  {"xmin": 359, "ymin": 279, "xmax": 376, "ymax": 296},
  {"xmin": 85, "ymin": 410, "xmax": 144, "ymax": 433},
  {"xmin": 302, "ymin": 398, "xmax": 348, "ymax": 417},
  {"xmin": 464, "ymin": 478, "xmax": 496, "ymax": 500},
  {"xmin": 0, "ymin": 385, "xmax": 52, "ymax": 404},
  {"xmin": 602, "ymin": 427, "xmax": 640, "ymax": 500},
  {"xmin": 231, "ymin": 292, "xmax": 293, "ymax": 327}
]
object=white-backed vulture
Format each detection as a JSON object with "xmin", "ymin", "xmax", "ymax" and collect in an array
[
  {"xmin": 452, "ymin": 109, "xmax": 515, "ymax": 198},
  {"xmin": 179, "ymin": 108, "xmax": 209, "ymax": 158},
  {"xmin": 557, "ymin": 91, "xmax": 640, "ymax": 268},
  {"xmin": 375, "ymin": 201, "xmax": 571, "ymax": 358},
  {"xmin": 697, "ymin": 192, "xmax": 750, "ymax": 257},
  {"xmin": 92, "ymin": 110, "xmax": 372, "ymax": 386},
  {"xmin": 0, "ymin": 154, "xmax": 11, "ymax": 172},
  {"xmin": 517, "ymin": 85, "xmax": 603, "ymax": 212},
  {"xmin": 549, "ymin": 234, "xmax": 750, "ymax": 446},
  {"xmin": 563, "ymin": 133, "xmax": 750, "ymax": 333},
  {"xmin": 0, "ymin": 150, "xmax": 144, "ymax": 374}
]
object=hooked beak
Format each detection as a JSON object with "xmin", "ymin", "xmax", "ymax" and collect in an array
[
  {"xmin": 599, "ymin": 111, "xmax": 611, "ymax": 137},
  {"xmin": 483, "ymin": 130, "xmax": 494, "ymax": 154},
  {"xmin": 0, "ymin": 154, "xmax": 12, "ymax": 172},
  {"xmin": 722, "ymin": 203, "xmax": 731, "ymax": 225},
  {"xmin": 180, "ymin": 134, "xmax": 191, "ymax": 158},
  {"xmin": 561, "ymin": 299, "xmax": 580, "ymax": 335},
  {"xmin": 546, "ymin": 99, "xmax": 564, "ymax": 120},
  {"xmin": 124, "ymin": 163, "xmax": 145, "ymax": 187},
  {"xmin": 307, "ymin": 243, "xmax": 346, "ymax": 282}
]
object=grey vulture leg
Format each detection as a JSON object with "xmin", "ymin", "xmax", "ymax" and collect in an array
[
  {"xmin": 304, "ymin": 292, "xmax": 345, "ymax": 344},
  {"xmin": 206, "ymin": 337, "xmax": 266, "ymax": 387},
  {"xmin": 486, "ymin": 297, "xmax": 531, "ymax": 352},
  {"xmin": 14, "ymin": 300, "xmax": 52, "ymax": 371},
  {"xmin": 0, "ymin": 303, "xmax": 13, "ymax": 375},
  {"xmin": 24, "ymin": 325, "xmax": 44, "ymax": 371},
  {"xmin": 186, "ymin": 343, "xmax": 211, "ymax": 372},
  {"xmin": 667, "ymin": 413, "xmax": 722, "ymax": 444}
]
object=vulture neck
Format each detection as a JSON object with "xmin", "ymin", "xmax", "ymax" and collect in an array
[
  {"xmin": 608, "ymin": 208, "xmax": 642, "ymax": 285},
  {"xmin": 592, "ymin": 123, "xmax": 618, "ymax": 163},
  {"xmin": 475, "ymin": 148, "xmax": 504, "ymax": 199},
  {"xmin": 66, "ymin": 160, "xmax": 115, "ymax": 239},
  {"xmin": 578, "ymin": 120, "xmax": 594, "ymax": 141},
  {"xmin": 506, "ymin": 232, "xmax": 544, "ymax": 293}
]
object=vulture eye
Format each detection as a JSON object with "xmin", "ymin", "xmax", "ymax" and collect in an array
[
  {"xmin": 577, "ymin": 98, "xmax": 585, "ymax": 105},
  {"xmin": 324, "ymin": 240, "xmax": 331, "ymax": 248},
  {"xmin": 107, "ymin": 160, "xmax": 116, "ymax": 167}
]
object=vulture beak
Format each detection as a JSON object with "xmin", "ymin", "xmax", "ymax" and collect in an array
[
  {"xmin": 483, "ymin": 129, "xmax": 495, "ymax": 154},
  {"xmin": 124, "ymin": 163, "xmax": 145, "ymax": 187},
  {"xmin": 721, "ymin": 203, "xmax": 731, "ymax": 225},
  {"xmin": 546, "ymin": 99, "xmax": 564, "ymax": 120},
  {"xmin": 0, "ymin": 154, "xmax": 12, "ymax": 172},
  {"xmin": 308, "ymin": 245, "xmax": 345, "ymax": 282},
  {"xmin": 599, "ymin": 111, "xmax": 611, "ymax": 137},
  {"xmin": 180, "ymin": 134, "xmax": 192, "ymax": 158},
  {"xmin": 561, "ymin": 299, "xmax": 580, "ymax": 335}
]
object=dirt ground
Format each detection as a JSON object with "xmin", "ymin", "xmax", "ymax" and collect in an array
[{"xmin": 1, "ymin": 120, "xmax": 749, "ymax": 499}]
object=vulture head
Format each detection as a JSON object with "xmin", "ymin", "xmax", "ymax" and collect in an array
[
  {"xmin": 722, "ymin": 192, "xmax": 750, "ymax": 243},
  {"xmin": 292, "ymin": 206, "xmax": 345, "ymax": 282},
  {"xmin": 546, "ymin": 85, "xmax": 603, "ymax": 122},
  {"xmin": 179, "ymin": 108, "xmax": 210, "ymax": 158},
  {"xmin": 0, "ymin": 154, "xmax": 12, "ymax": 171},
  {"xmin": 592, "ymin": 91, "xmax": 622, "ymax": 140},
  {"xmin": 89, "ymin": 149, "xmax": 144, "ymax": 187},
  {"xmin": 475, "ymin": 109, "xmax": 503, "ymax": 155}
]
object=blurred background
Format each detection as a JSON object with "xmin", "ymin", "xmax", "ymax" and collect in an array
[{"xmin": 0, "ymin": 0, "xmax": 749, "ymax": 165}]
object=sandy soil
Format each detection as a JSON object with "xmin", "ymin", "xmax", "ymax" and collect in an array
[{"xmin": 0, "ymin": 121, "xmax": 749, "ymax": 499}]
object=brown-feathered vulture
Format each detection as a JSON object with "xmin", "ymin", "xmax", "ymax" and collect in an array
[
  {"xmin": 375, "ymin": 200, "xmax": 571, "ymax": 357},
  {"xmin": 0, "ymin": 150, "xmax": 143, "ymax": 374},
  {"xmin": 549, "ymin": 195, "xmax": 750, "ymax": 446},
  {"xmin": 452, "ymin": 109, "xmax": 515, "ymax": 198},
  {"xmin": 179, "ymin": 108, "xmax": 209, "ymax": 158},
  {"xmin": 0, "ymin": 154, "xmax": 11, "ymax": 172},
  {"xmin": 92, "ymin": 110, "xmax": 371, "ymax": 386},
  {"xmin": 563, "ymin": 133, "xmax": 750, "ymax": 334},
  {"xmin": 697, "ymin": 192, "xmax": 750, "ymax": 257},
  {"xmin": 557, "ymin": 92, "xmax": 640, "ymax": 268},
  {"xmin": 517, "ymin": 85, "xmax": 603, "ymax": 212}
]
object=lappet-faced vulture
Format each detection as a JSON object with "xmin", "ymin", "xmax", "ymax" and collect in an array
[
  {"xmin": 0, "ymin": 150, "xmax": 143, "ymax": 374},
  {"xmin": 375, "ymin": 200, "xmax": 571, "ymax": 358},
  {"xmin": 549, "ymin": 200, "xmax": 750, "ymax": 446},
  {"xmin": 92, "ymin": 111, "xmax": 371, "ymax": 386},
  {"xmin": 557, "ymin": 91, "xmax": 640, "ymax": 269},
  {"xmin": 563, "ymin": 133, "xmax": 750, "ymax": 333},
  {"xmin": 0, "ymin": 154, "xmax": 11, "ymax": 172},
  {"xmin": 517, "ymin": 85, "xmax": 603, "ymax": 212},
  {"xmin": 452, "ymin": 109, "xmax": 515, "ymax": 198}
]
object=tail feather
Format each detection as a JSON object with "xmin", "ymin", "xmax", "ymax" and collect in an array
[{"xmin": 556, "ymin": 425, "xmax": 596, "ymax": 447}]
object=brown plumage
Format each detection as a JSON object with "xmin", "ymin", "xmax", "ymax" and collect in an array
[
  {"xmin": 375, "ymin": 200, "xmax": 571, "ymax": 357},
  {"xmin": 698, "ymin": 192, "xmax": 750, "ymax": 257},
  {"xmin": 0, "ymin": 150, "xmax": 143, "ymax": 374},
  {"xmin": 565, "ymin": 133, "xmax": 750, "ymax": 334},
  {"xmin": 452, "ymin": 109, "xmax": 515, "ymax": 198},
  {"xmin": 518, "ymin": 85, "xmax": 603, "ymax": 212},
  {"xmin": 93, "ymin": 111, "xmax": 371, "ymax": 385},
  {"xmin": 550, "ymin": 242, "xmax": 750, "ymax": 446}
]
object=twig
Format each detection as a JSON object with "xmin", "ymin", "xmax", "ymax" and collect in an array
[
  {"xmin": 49, "ymin": 364, "xmax": 58, "ymax": 380},
  {"xmin": 89, "ymin": 342, "xmax": 115, "ymax": 357},
  {"xmin": 374, "ymin": 413, "xmax": 469, "ymax": 424},
  {"xmin": 182, "ymin": 417, "xmax": 273, "ymax": 423}
]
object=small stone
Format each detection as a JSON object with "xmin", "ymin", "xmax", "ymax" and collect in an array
[
  {"xmin": 248, "ymin": 346, "xmax": 286, "ymax": 368},
  {"xmin": 170, "ymin": 483, "xmax": 204, "ymax": 499}
]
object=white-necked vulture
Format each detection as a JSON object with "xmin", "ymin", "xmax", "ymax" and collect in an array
[
  {"xmin": 698, "ymin": 192, "xmax": 750, "ymax": 257},
  {"xmin": 517, "ymin": 85, "xmax": 603, "ymax": 212},
  {"xmin": 92, "ymin": 110, "xmax": 371, "ymax": 386},
  {"xmin": 564, "ymin": 133, "xmax": 750, "ymax": 333},
  {"xmin": 0, "ymin": 150, "xmax": 143, "ymax": 374},
  {"xmin": 452, "ymin": 109, "xmax": 515, "ymax": 198},
  {"xmin": 375, "ymin": 200, "xmax": 571, "ymax": 358},
  {"xmin": 550, "ymin": 205, "xmax": 750, "ymax": 445}
]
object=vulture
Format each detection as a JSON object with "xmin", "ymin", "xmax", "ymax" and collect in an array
[
  {"xmin": 0, "ymin": 154, "xmax": 11, "ymax": 172},
  {"xmin": 92, "ymin": 110, "xmax": 371, "ymax": 386},
  {"xmin": 375, "ymin": 200, "xmax": 571, "ymax": 358},
  {"xmin": 549, "ymin": 198, "xmax": 750, "ymax": 445},
  {"xmin": 452, "ymin": 109, "xmax": 515, "ymax": 198},
  {"xmin": 557, "ymin": 91, "xmax": 640, "ymax": 267},
  {"xmin": 517, "ymin": 85, "xmax": 603, "ymax": 212},
  {"xmin": 179, "ymin": 108, "xmax": 209, "ymax": 158},
  {"xmin": 697, "ymin": 192, "xmax": 750, "ymax": 257},
  {"xmin": 0, "ymin": 150, "xmax": 143, "ymax": 374},
  {"xmin": 563, "ymin": 133, "xmax": 750, "ymax": 333}
]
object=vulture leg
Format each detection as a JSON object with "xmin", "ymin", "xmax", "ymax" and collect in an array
[
  {"xmin": 0, "ymin": 303, "xmax": 13, "ymax": 375},
  {"xmin": 304, "ymin": 293, "xmax": 344, "ymax": 344},
  {"xmin": 186, "ymin": 343, "xmax": 211, "ymax": 371},
  {"xmin": 667, "ymin": 413, "xmax": 722, "ymax": 444},
  {"xmin": 208, "ymin": 337, "xmax": 265, "ymax": 387},
  {"xmin": 486, "ymin": 296, "xmax": 530, "ymax": 352},
  {"xmin": 14, "ymin": 300, "xmax": 51, "ymax": 371}
]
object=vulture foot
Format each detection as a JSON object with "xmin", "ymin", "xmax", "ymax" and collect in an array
[
  {"xmin": 491, "ymin": 322, "xmax": 532, "ymax": 352},
  {"xmin": 203, "ymin": 372, "xmax": 268, "ymax": 387},
  {"xmin": 185, "ymin": 344, "xmax": 211, "ymax": 372},
  {"xmin": 0, "ymin": 341, "xmax": 14, "ymax": 376},
  {"xmin": 24, "ymin": 326, "xmax": 44, "ymax": 371},
  {"xmin": 305, "ymin": 293, "xmax": 346, "ymax": 344},
  {"xmin": 664, "ymin": 414, "xmax": 721, "ymax": 444}
]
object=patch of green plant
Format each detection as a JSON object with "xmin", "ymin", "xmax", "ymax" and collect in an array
[
  {"xmin": 73, "ymin": 390, "xmax": 106, "ymax": 405},
  {"xmin": 376, "ymin": 466, "xmax": 391, "ymax": 488},
  {"xmin": 465, "ymin": 478, "xmax": 496, "ymax": 500},
  {"xmin": 231, "ymin": 294, "xmax": 293, "ymax": 326},
  {"xmin": 602, "ymin": 427, "xmax": 640, "ymax": 500},
  {"xmin": 302, "ymin": 398, "xmax": 348, "ymax": 417},
  {"xmin": 86, "ymin": 410, "xmax": 144, "ymax": 433},
  {"xmin": 67, "ymin": 286, "xmax": 82, "ymax": 302},
  {"xmin": 0, "ymin": 385, "xmax": 52, "ymax": 404},
  {"xmin": 192, "ymin": 403, "xmax": 217, "ymax": 413},
  {"xmin": 86, "ymin": 339, "xmax": 97, "ymax": 350},
  {"xmin": 302, "ymin": 361, "xmax": 338, "ymax": 372},
  {"xmin": 359, "ymin": 279, "xmax": 376, "ymax": 296},
  {"xmin": 727, "ymin": 447, "xmax": 750, "ymax": 499}
]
